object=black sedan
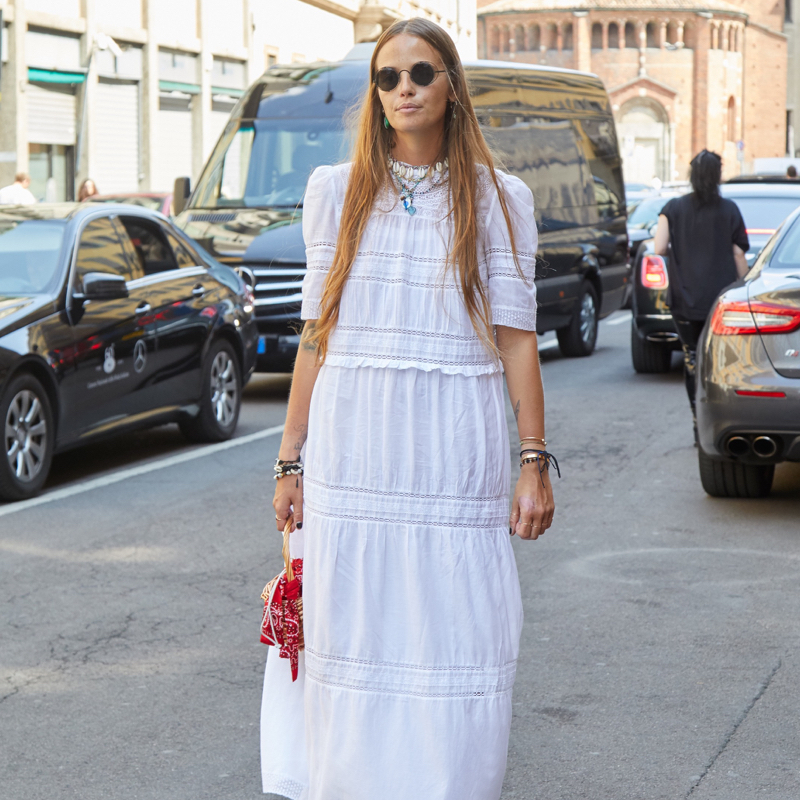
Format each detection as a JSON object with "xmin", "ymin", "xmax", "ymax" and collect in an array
[
  {"xmin": 0, "ymin": 203, "xmax": 258, "ymax": 501},
  {"xmin": 696, "ymin": 207, "xmax": 800, "ymax": 497},
  {"xmin": 630, "ymin": 182, "xmax": 800, "ymax": 373}
]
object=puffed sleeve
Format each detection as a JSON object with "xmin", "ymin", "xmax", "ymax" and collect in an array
[
  {"xmin": 484, "ymin": 172, "xmax": 538, "ymax": 331},
  {"xmin": 301, "ymin": 165, "xmax": 338, "ymax": 320}
]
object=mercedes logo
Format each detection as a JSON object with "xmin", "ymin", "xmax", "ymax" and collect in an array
[{"xmin": 133, "ymin": 340, "xmax": 147, "ymax": 373}]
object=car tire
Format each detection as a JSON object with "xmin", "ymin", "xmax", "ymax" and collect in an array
[
  {"xmin": 631, "ymin": 321, "xmax": 673, "ymax": 373},
  {"xmin": 557, "ymin": 280, "xmax": 599, "ymax": 357},
  {"xmin": 180, "ymin": 339, "xmax": 242, "ymax": 443},
  {"xmin": 0, "ymin": 373, "xmax": 55, "ymax": 502},
  {"xmin": 698, "ymin": 449, "xmax": 774, "ymax": 498}
]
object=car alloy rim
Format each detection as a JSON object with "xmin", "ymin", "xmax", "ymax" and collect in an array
[
  {"xmin": 5, "ymin": 389, "xmax": 47, "ymax": 483},
  {"xmin": 210, "ymin": 351, "xmax": 237, "ymax": 427},
  {"xmin": 580, "ymin": 292, "xmax": 597, "ymax": 344}
]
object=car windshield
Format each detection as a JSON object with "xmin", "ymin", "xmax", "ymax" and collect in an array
[
  {"xmin": 0, "ymin": 220, "xmax": 66, "ymax": 294},
  {"xmin": 627, "ymin": 196, "xmax": 671, "ymax": 229},
  {"xmin": 191, "ymin": 117, "xmax": 349, "ymax": 209},
  {"xmin": 726, "ymin": 196, "xmax": 800, "ymax": 233}
]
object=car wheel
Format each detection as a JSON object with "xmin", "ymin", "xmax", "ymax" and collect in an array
[
  {"xmin": 698, "ymin": 449, "xmax": 774, "ymax": 498},
  {"xmin": 631, "ymin": 321, "xmax": 673, "ymax": 373},
  {"xmin": 180, "ymin": 339, "xmax": 242, "ymax": 443},
  {"xmin": 0, "ymin": 373, "xmax": 55, "ymax": 502},
  {"xmin": 557, "ymin": 281, "xmax": 599, "ymax": 357}
]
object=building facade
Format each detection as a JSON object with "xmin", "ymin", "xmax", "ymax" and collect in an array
[
  {"xmin": 477, "ymin": 0, "xmax": 788, "ymax": 182},
  {"xmin": 0, "ymin": 0, "xmax": 476, "ymax": 201}
]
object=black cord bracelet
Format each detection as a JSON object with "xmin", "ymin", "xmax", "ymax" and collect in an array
[{"xmin": 520, "ymin": 450, "xmax": 561, "ymax": 488}]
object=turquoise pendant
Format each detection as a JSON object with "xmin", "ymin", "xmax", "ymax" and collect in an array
[
  {"xmin": 401, "ymin": 196, "xmax": 416, "ymax": 215},
  {"xmin": 407, "ymin": 205, "xmax": 416, "ymax": 215}
]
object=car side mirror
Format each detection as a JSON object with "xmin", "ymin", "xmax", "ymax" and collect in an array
[
  {"xmin": 173, "ymin": 176, "xmax": 191, "ymax": 215},
  {"xmin": 80, "ymin": 272, "xmax": 129, "ymax": 301}
]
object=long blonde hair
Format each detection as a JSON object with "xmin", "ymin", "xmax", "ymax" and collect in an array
[{"xmin": 306, "ymin": 17, "xmax": 520, "ymax": 361}]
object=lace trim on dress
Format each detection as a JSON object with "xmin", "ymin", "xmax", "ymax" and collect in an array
[
  {"xmin": 323, "ymin": 353, "xmax": 501, "ymax": 377},
  {"xmin": 305, "ymin": 647, "xmax": 517, "ymax": 698},
  {"xmin": 262, "ymin": 773, "xmax": 305, "ymax": 800}
]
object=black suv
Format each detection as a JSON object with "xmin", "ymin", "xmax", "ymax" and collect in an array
[{"xmin": 173, "ymin": 52, "xmax": 630, "ymax": 367}]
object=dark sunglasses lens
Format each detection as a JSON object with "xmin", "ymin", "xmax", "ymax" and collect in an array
[
  {"xmin": 410, "ymin": 62, "xmax": 436, "ymax": 86},
  {"xmin": 376, "ymin": 68, "xmax": 399, "ymax": 91}
]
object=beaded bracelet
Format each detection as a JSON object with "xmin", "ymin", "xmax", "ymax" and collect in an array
[{"xmin": 274, "ymin": 457, "xmax": 304, "ymax": 480}]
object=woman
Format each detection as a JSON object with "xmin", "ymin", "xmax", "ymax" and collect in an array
[
  {"xmin": 654, "ymin": 150, "xmax": 749, "ymax": 432},
  {"xmin": 78, "ymin": 178, "xmax": 99, "ymax": 201},
  {"xmin": 263, "ymin": 18, "xmax": 555, "ymax": 799}
]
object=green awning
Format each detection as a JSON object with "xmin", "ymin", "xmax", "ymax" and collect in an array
[
  {"xmin": 211, "ymin": 86, "xmax": 245, "ymax": 97},
  {"xmin": 159, "ymin": 80, "xmax": 201, "ymax": 95},
  {"xmin": 28, "ymin": 67, "xmax": 86, "ymax": 84}
]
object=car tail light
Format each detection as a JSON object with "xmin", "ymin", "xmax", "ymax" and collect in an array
[
  {"xmin": 735, "ymin": 390, "xmax": 786, "ymax": 398},
  {"xmin": 710, "ymin": 300, "xmax": 800, "ymax": 335},
  {"xmin": 641, "ymin": 255, "xmax": 668, "ymax": 289}
]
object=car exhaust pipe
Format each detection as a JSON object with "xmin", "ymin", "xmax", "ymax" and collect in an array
[
  {"xmin": 726, "ymin": 436, "xmax": 751, "ymax": 457},
  {"xmin": 752, "ymin": 436, "xmax": 778, "ymax": 459}
]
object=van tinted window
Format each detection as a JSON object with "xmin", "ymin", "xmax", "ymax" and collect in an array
[{"xmin": 482, "ymin": 115, "xmax": 595, "ymax": 229}]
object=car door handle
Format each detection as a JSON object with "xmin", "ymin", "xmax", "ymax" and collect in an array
[
  {"xmin": 135, "ymin": 302, "xmax": 151, "ymax": 314},
  {"xmin": 192, "ymin": 284, "xmax": 205, "ymax": 297}
]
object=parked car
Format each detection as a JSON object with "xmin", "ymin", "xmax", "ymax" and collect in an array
[
  {"xmin": 626, "ymin": 191, "xmax": 686, "ymax": 261},
  {"xmin": 696, "ymin": 205, "xmax": 800, "ymax": 497},
  {"xmin": 90, "ymin": 192, "xmax": 173, "ymax": 216},
  {"xmin": 172, "ymin": 51, "xmax": 630, "ymax": 366},
  {"xmin": 0, "ymin": 203, "xmax": 257, "ymax": 501},
  {"xmin": 630, "ymin": 181, "xmax": 800, "ymax": 373}
]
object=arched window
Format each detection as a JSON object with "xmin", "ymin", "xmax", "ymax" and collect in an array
[
  {"xmin": 591, "ymin": 22, "xmax": 603, "ymax": 49},
  {"xmin": 728, "ymin": 26, "xmax": 735, "ymax": 51},
  {"xmin": 501, "ymin": 26, "xmax": 510, "ymax": 53},
  {"xmin": 727, "ymin": 96, "xmax": 736, "ymax": 141},
  {"xmin": 666, "ymin": 22, "xmax": 677, "ymax": 44},
  {"xmin": 562, "ymin": 22, "xmax": 574, "ymax": 50},
  {"xmin": 625, "ymin": 22, "xmax": 637, "ymax": 48},
  {"xmin": 547, "ymin": 23, "xmax": 558, "ymax": 50},
  {"xmin": 529, "ymin": 23, "xmax": 541, "ymax": 50},
  {"xmin": 608, "ymin": 22, "xmax": 620, "ymax": 48},
  {"xmin": 683, "ymin": 22, "xmax": 695, "ymax": 49},
  {"xmin": 514, "ymin": 23, "xmax": 525, "ymax": 51},
  {"xmin": 489, "ymin": 26, "xmax": 500, "ymax": 54},
  {"xmin": 646, "ymin": 22, "xmax": 657, "ymax": 48}
]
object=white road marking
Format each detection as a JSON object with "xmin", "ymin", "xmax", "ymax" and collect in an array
[
  {"xmin": 605, "ymin": 312, "xmax": 632, "ymax": 326},
  {"xmin": 0, "ymin": 424, "xmax": 285, "ymax": 518},
  {"xmin": 538, "ymin": 339, "xmax": 560, "ymax": 351}
]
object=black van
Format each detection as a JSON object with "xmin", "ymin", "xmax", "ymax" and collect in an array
[{"xmin": 174, "ymin": 50, "xmax": 629, "ymax": 369}]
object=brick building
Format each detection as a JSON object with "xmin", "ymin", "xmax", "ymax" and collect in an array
[{"xmin": 476, "ymin": 0, "xmax": 788, "ymax": 183}]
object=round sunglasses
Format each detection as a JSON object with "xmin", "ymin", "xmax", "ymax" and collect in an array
[{"xmin": 373, "ymin": 61, "xmax": 448, "ymax": 92}]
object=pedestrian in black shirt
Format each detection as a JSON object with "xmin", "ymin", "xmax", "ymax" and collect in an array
[{"xmin": 653, "ymin": 149, "xmax": 749, "ymax": 436}]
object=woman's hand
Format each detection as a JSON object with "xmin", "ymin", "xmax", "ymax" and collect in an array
[
  {"xmin": 509, "ymin": 463, "xmax": 554, "ymax": 540},
  {"xmin": 273, "ymin": 474, "xmax": 303, "ymax": 533}
]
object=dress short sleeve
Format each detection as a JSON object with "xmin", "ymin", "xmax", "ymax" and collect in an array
[
  {"xmin": 484, "ymin": 172, "xmax": 538, "ymax": 331},
  {"xmin": 301, "ymin": 165, "xmax": 338, "ymax": 320}
]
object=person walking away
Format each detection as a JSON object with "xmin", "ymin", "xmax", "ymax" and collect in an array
[
  {"xmin": 262, "ymin": 17, "xmax": 556, "ymax": 800},
  {"xmin": 78, "ymin": 178, "xmax": 100, "ymax": 201},
  {"xmin": 787, "ymin": 165, "xmax": 798, "ymax": 179},
  {"xmin": 0, "ymin": 172, "xmax": 37, "ymax": 205},
  {"xmin": 653, "ymin": 149, "xmax": 749, "ymax": 437}
]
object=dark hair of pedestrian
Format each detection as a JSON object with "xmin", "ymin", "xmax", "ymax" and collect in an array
[
  {"xmin": 689, "ymin": 149, "xmax": 721, "ymax": 207},
  {"xmin": 787, "ymin": 165, "xmax": 798, "ymax": 178}
]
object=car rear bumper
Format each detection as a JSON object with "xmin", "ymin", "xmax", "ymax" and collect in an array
[
  {"xmin": 697, "ymin": 330, "xmax": 800, "ymax": 463},
  {"xmin": 633, "ymin": 313, "xmax": 680, "ymax": 344}
]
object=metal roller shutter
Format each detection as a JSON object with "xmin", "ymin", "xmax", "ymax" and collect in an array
[
  {"xmin": 95, "ymin": 80, "xmax": 140, "ymax": 193},
  {"xmin": 152, "ymin": 94, "xmax": 193, "ymax": 192},
  {"xmin": 27, "ymin": 82, "xmax": 77, "ymax": 145}
]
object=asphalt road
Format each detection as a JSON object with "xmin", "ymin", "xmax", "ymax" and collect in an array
[{"xmin": 2, "ymin": 312, "xmax": 799, "ymax": 800}]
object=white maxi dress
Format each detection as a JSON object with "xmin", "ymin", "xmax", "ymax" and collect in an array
[{"xmin": 261, "ymin": 161, "xmax": 538, "ymax": 800}]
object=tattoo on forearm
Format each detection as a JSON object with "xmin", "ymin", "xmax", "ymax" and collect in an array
[
  {"xmin": 514, "ymin": 399, "xmax": 520, "ymax": 422},
  {"xmin": 292, "ymin": 423, "xmax": 308, "ymax": 453},
  {"xmin": 301, "ymin": 321, "xmax": 317, "ymax": 352}
]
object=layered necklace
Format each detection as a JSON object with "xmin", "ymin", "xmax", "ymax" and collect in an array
[{"xmin": 388, "ymin": 156, "xmax": 449, "ymax": 216}]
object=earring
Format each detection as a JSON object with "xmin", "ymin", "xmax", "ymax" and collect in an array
[
  {"xmin": 451, "ymin": 103, "xmax": 457, "ymax": 121},
  {"xmin": 384, "ymin": 114, "xmax": 390, "ymax": 130}
]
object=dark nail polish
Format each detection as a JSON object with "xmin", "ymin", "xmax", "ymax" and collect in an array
[
  {"xmin": 509, "ymin": 527, "xmax": 513, "ymax": 535},
  {"xmin": 297, "ymin": 522, "xmax": 303, "ymax": 529}
]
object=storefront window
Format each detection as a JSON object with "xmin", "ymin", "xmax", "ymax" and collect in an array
[{"xmin": 29, "ymin": 144, "xmax": 75, "ymax": 202}]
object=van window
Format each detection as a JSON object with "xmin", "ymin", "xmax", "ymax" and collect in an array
[
  {"xmin": 482, "ymin": 115, "xmax": 595, "ymax": 229},
  {"xmin": 579, "ymin": 118, "xmax": 625, "ymax": 216},
  {"xmin": 192, "ymin": 118, "xmax": 349, "ymax": 209}
]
